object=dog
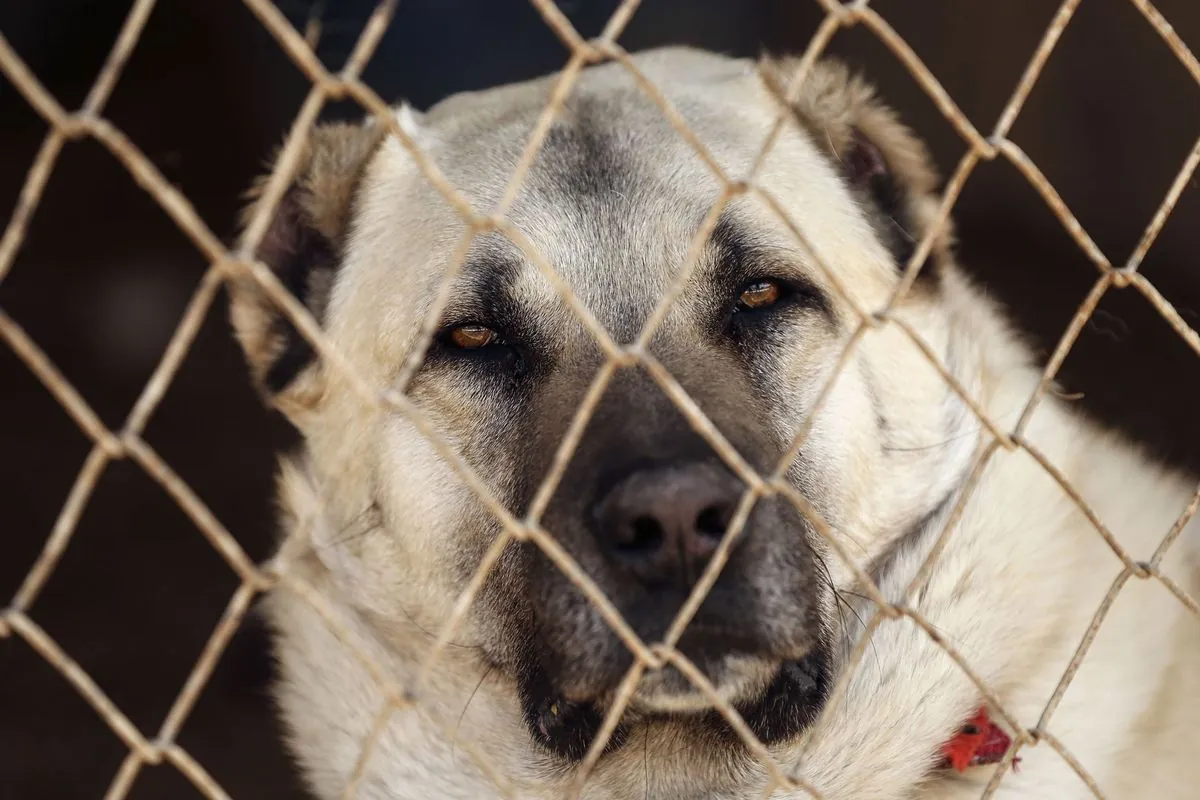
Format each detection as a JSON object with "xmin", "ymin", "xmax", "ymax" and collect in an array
[{"xmin": 228, "ymin": 46, "xmax": 1200, "ymax": 799}]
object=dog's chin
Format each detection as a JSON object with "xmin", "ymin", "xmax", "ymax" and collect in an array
[
  {"xmin": 521, "ymin": 646, "xmax": 832, "ymax": 762},
  {"xmin": 630, "ymin": 653, "xmax": 779, "ymax": 715}
]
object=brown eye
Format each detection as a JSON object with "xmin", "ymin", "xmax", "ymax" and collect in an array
[
  {"xmin": 448, "ymin": 325, "xmax": 499, "ymax": 349},
  {"xmin": 738, "ymin": 280, "xmax": 782, "ymax": 310}
]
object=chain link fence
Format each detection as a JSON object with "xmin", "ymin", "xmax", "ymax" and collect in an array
[{"xmin": 1, "ymin": 0, "xmax": 1199, "ymax": 797}]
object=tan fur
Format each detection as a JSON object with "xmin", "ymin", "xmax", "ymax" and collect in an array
[{"xmin": 229, "ymin": 47, "xmax": 1200, "ymax": 799}]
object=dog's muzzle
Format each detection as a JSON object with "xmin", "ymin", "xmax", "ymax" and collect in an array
[{"xmin": 518, "ymin": 458, "xmax": 833, "ymax": 761}]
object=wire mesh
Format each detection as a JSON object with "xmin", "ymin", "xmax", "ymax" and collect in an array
[{"xmin": 1, "ymin": 0, "xmax": 1199, "ymax": 798}]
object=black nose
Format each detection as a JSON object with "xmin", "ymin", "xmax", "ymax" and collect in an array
[{"xmin": 595, "ymin": 463, "xmax": 743, "ymax": 589}]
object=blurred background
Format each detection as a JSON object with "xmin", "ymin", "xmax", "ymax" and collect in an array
[{"xmin": 1, "ymin": 1, "xmax": 1197, "ymax": 797}]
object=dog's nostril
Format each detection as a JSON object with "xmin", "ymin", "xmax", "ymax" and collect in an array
[
  {"xmin": 622, "ymin": 515, "xmax": 665, "ymax": 552},
  {"xmin": 695, "ymin": 506, "xmax": 727, "ymax": 539}
]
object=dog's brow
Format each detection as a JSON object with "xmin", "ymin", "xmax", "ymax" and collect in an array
[
  {"xmin": 706, "ymin": 213, "xmax": 829, "ymax": 308},
  {"xmin": 462, "ymin": 247, "xmax": 522, "ymax": 284},
  {"xmin": 433, "ymin": 247, "xmax": 525, "ymax": 325},
  {"xmin": 706, "ymin": 212, "xmax": 806, "ymax": 285},
  {"xmin": 707, "ymin": 213, "xmax": 756, "ymax": 277}
]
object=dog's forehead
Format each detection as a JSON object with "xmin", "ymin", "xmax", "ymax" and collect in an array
[
  {"xmin": 421, "ymin": 52, "xmax": 770, "ymax": 312},
  {"xmin": 340, "ymin": 48, "xmax": 891, "ymax": 352}
]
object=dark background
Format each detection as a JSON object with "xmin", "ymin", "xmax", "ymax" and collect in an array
[{"xmin": 1, "ymin": 1, "xmax": 1197, "ymax": 797}]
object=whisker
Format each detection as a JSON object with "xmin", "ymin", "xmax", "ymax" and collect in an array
[{"xmin": 451, "ymin": 665, "xmax": 495, "ymax": 769}]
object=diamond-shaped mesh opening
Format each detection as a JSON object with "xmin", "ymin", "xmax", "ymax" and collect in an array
[
  {"xmin": 4, "ymin": 640, "xmax": 132, "ymax": 797},
  {"xmin": 1, "ymin": 0, "xmax": 1199, "ymax": 798}
]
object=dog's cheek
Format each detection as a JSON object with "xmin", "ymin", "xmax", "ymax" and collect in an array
[
  {"xmin": 756, "ymin": 324, "xmax": 851, "ymax": 526},
  {"xmin": 367, "ymin": 419, "xmax": 487, "ymax": 625}
]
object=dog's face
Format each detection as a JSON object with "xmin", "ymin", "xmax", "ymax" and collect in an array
[{"xmin": 232, "ymin": 47, "xmax": 978, "ymax": 767}]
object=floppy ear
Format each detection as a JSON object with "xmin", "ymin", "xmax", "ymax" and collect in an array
[
  {"xmin": 229, "ymin": 120, "xmax": 386, "ymax": 418},
  {"xmin": 759, "ymin": 56, "xmax": 951, "ymax": 279}
]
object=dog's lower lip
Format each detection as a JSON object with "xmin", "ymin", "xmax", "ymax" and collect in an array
[
  {"xmin": 736, "ymin": 647, "xmax": 832, "ymax": 745},
  {"xmin": 601, "ymin": 650, "xmax": 829, "ymax": 720},
  {"xmin": 782, "ymin": 653, "xmax": 824, "ymax": 694},
  {"xmin": 520, "ymin": 649, "xmax": 831, "ymax": 763}
]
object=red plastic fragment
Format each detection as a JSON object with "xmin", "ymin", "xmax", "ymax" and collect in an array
[{"xmin": 939, "ymin": 706, "xmax": 1018, "ymax": 773}]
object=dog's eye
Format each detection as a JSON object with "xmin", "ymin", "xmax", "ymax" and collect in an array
[
  {"xmin": 437, "ymin": 323, "xmax": 530, "ymax": 382},
  {"xmin": 737, "ymin": 280, "xmax": 783, "ymax": 311},
  {"xmin": 447, "ymin": 325, "xmax": 500, "ymax": 349}
]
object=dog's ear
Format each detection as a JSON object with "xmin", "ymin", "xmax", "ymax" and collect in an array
[
  {"xmin": 759, "ymin": 56, "xmax": 950, "ymax": 279},
  {"xmin": 230, "ymin": 119, "xmax": 387, "ymax": 418}
]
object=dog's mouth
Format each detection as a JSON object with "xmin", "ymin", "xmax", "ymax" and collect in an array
[{"xmin": 519, "ymin": 645, "xmax": 832, "ymax": 762}]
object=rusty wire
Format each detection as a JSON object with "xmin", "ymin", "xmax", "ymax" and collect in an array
[{"xmin": 1, "ymin": 0, "xmax": 1199, "ymax": 798}]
